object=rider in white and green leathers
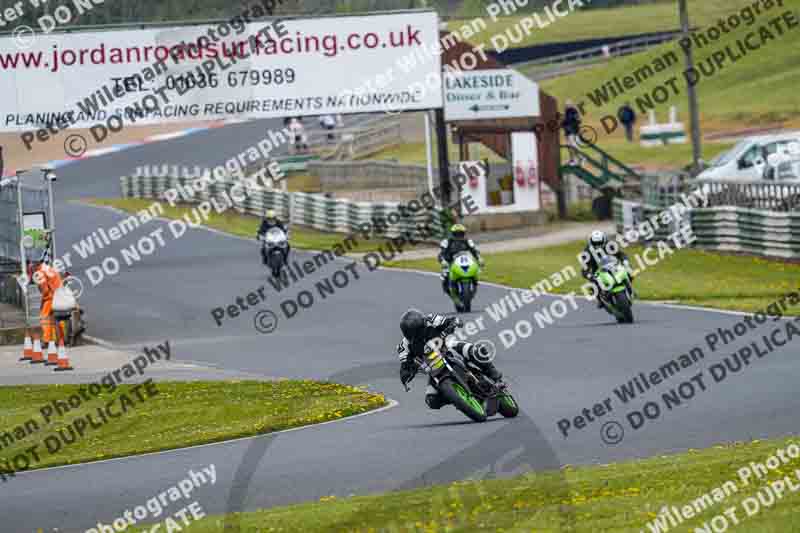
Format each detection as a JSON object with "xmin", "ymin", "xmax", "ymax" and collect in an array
[
  {"xmin": 581, "ymin": 230, "xmax": 633, "ymax": 307},
  {"xmin": 437, "ymin": 224, "xmax": 484, "ymax": 295}
]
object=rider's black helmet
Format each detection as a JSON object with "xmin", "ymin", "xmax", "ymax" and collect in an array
[{"xmin": 400, "ymin": 308, "xmax": 426, "ymax": 342}]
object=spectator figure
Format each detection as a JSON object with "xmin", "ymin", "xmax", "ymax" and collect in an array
[
  {"xmin": 0, "ymin": 146, "xmax": 4, "ymax": 177},
  {"xmin": 319, "ymin": 114, "xmax": 337, "ymax": 143},
  {"xmin": 288, "ymin": 118, "xmax": 308, "ymax": 153},
  {"xmin": 618, "ymin": 103, "xmax": 636, "ymax": 142},
  {"xmin": 562, "ymin": 100, "xmax": 582, "ymax": 165}
]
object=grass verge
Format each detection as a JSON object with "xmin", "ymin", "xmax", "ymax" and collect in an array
[
  {"xmin": 82, "ymin": 198, "xmax": 394, "ymax": 253},
  {"xmin": 187, "ymin": 434, "xmax": 800, "ymax": 532},
  {"xmin": 388, "ymin": 240, "xmax": 800, "ymax": 315},
  {"xmin": 0, "ymin": 380, "xmax": 386, "ymax": 474}
]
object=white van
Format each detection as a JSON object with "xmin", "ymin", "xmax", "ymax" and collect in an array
[{"xmin": 697, "ymin": 132, "xmax": 800, "ymax": 181}]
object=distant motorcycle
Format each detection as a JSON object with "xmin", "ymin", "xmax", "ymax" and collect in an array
[
  {"xmin": 260, "ymin": 227, "xmax": 288, "ymax": 278},
  {"xmin": 403, "ymin": 326, "xmax": 518, "ymax": 423},
  {"xmin": 595, "ymin": 256, "xmax": 635, "ymax": 324},
  {"xmin": 447, "ymin": 252, "xmax": 480, "ymax": 313}
]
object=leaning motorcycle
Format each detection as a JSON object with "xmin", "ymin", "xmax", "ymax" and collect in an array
[
  {"xmin": 403, "ymin": 327, "xmax": 518, "ymax": 423},
  {"xmin": 595, "ymin": 256, "xmax": 635, "ymax": 324},
  {"xmin": 260, "ymin": 227, "xmax": 288, "ymax": 278},
  {"xmin": 446, "ymin": 252, "xmax": 480, "ymax": 313}
]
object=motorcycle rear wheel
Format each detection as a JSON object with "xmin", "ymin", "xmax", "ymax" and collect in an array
[{"xmin": 438, "ymin": 378, "xmax": 487, "ymax": 422}]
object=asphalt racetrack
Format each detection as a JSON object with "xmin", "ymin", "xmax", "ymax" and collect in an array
[{"xmin": 3, "ymin": 117, "xmax": 799, "ymax": 532}]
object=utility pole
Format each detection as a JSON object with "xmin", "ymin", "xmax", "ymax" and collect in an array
[
  {"xmin": 434, "ymin": 108, "xmax": 452, "ymax": 211},
  {"xmin": 679, "ymin": 0, "xmax": 702, "ymax": 173}
]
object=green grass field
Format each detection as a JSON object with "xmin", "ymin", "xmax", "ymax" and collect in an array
[
  {"xmin": 447, "ymin": 0, "xmax": 770, "ymax": 50},
  {"xmin": 0, "ymin": 381, "xmax": 386, "ymax": 474},
  {"xmin": 541, "ymin": 0, "xmax": 800, "ymax": 134},
  {"xmin": 388, "ymin": 240, "xmax": 800, "ymax": 315},
  {"xmin": 187, "ymin": 434, "xmax": 800, "ymax": 532},
  {"xmin": 82, "ymin": 198, "xmax": 396, "ymax": 253},
  {"xmin": 368, "ymin": 136, "xmax": 736, "ymax": 171}
]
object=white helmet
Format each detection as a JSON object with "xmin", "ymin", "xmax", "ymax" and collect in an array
[{"xmin": 589, "ymin": 230, "xmax": 608, "ymax": 248}]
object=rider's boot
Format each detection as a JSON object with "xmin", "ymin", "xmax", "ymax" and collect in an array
[
  {"xmin": 425, "ymin": 384, "xmax": 449, "ymax": 409},
  {"xmin": 594, "ymin": 280, "xmax": 604, "ymax": 308},
  {"xmin": 441, "ymin": 275, "xmax": 450, "ymax": 296},
  {"xmin": 479, "ymin": 362, "xmax": 502, "ymax": 382}
]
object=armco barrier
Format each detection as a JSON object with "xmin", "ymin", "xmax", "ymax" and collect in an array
[
  {"xmin": 613, "ymin": 198, "xmax": 800, "ymax": 259},
  {"xmin": 690, "ymin": 206, "xmax": 800, "ymax": 259},
  {"xmin": 119, "ymin": 175, "xmax": 450, "ymax": 242}
]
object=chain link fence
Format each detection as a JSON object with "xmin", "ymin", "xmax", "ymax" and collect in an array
[{"xmin": 0, "ymin": 174, "xmax": 51, "ymax": 328}]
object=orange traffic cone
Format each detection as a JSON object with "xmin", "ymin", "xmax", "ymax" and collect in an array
[
  {"xmin": 46, "ymin": 341, "xmax": 58, "ymax": 366},
  {"xmin": 54, "ymin": 341, "xmax": 73, "ymax": 371},
  {"xmin": 20, "ymin": 330, "xmax": 33, "ymax": 361},
  {"xmin": 30, "ymin": 334, "xmax": 44, "ymax": 364}
]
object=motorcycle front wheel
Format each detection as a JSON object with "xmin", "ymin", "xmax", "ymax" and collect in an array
[
  {"xmin": 498, "ymin": 394, "xmax": 519, "ymax": 418},
  {"xmin": 613, "ymin": 292, "xmax": 634, "ymax": 324}
]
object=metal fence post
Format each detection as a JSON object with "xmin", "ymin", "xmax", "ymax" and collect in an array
[{"xmin": 15, "ymin": 171, "xmax": 29, "ymax": 331}]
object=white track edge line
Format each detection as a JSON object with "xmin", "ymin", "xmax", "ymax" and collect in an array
[{"xmin": 16, "ymin": 399, "xmax": 398, "ymax": 478}]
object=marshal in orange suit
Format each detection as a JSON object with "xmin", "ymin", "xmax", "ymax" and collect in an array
[{"xmin": 34, "ymin": 262, "xmax": 65, "ymax": 343}]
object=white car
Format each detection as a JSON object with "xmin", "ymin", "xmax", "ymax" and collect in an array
[{"xmin": 697, "ymin": 132, "xmax": 800, "ymax": 181}]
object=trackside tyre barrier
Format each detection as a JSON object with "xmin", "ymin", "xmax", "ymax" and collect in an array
[
  {"xmin": 120, "ymin": 175, "xmax": 450, "ymax": 242},
  {"xmin": 613, "ymin": 198, "xmax": 800, "ymax": 259}
]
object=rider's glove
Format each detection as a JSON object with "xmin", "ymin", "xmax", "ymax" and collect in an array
[
  {"xmin": 624, "ymin": 261, "xmax": 634, "ymax": 279},
  {"xmin": 440, "ymin": 260, "xmax": 448, "ymax": 268},
  {"xmin": 400, "ymin": 362, "xmax": 417, "ymax": 385},
  {"xmin": 444, "ymin": 316, "xmax": 463, "ymax": 330}
]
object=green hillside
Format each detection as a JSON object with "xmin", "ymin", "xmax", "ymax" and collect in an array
[
  {"xmin": 448, "ymin": 0, "xmax": 777, "ymax": 49},
  {"xmin": 540, "ymin": 0, "xmax": 800, "ymax": 134}
]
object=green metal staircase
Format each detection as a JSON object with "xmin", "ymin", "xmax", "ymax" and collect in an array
[{"xmin": 559, "ymin": 141, "xmax": 642, "ymax": 191}]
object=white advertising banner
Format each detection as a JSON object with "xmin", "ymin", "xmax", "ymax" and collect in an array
[
  {"xmin": 0, "ymin": 11, "xmax": 442, "ymax": 132},
  {"xmin": 444, "ymin": 68, "xmax": 539, "ymax": 122}
]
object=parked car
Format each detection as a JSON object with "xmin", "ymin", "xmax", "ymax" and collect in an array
[{"xmin": 697, "ymin": 132, "xmax": 800, "ymax": 181}]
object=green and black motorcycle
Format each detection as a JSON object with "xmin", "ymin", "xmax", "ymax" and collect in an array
[
  {"xmin": 403, "ymin": 328, "xmax": 518, "ymax": 423},
  {"xmin": 595, "ymin": 255, "xmax": 635, "ymax": 324},
  {"xmin": 447, "ymin": 251, "xmax": 480, "ymax": 313}
]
